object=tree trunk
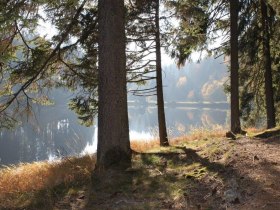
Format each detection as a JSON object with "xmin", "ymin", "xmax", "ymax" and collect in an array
[
  {"xmin": 155, "ymin": 0, "xmax": 169, "ymax": 146},
  {"xmin": 229, "ymin": 0, "xmax": 242, "ymax": 134},
  {"xmin": 97, "ymin": 0, "xmax": 131, "ymax": 169},
  {"xmin": 260, "ymin": 0, "xmax": 276, "ymax": 129}
]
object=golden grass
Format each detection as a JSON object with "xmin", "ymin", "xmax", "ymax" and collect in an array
[
  {"xmin": 172, "ymin": 125, "xmax": 226, "ymax": 145},
  {"xmin": 0, "ymin": 126, "xmax": 225, "ymax": 191},
  {"xmin": 0, "ymin": 126, "xmax": 226, "ymax": 193},
  {"xmin": 245, "ymin": 127, "xmax": 267, "ymax": 135},
  {"xmin": 131, "ymin": 139, "xmax": 160, "ymax": 152},
  {"xmin": 0, "ymin": 155, "xmax": 95, "ymax": 207},
  {"xmin": 0, "ymin": 125, "xmax": 227, "ymax": 208},
  {"xmin": 131, "ymin": 125, "xmax": 226, "ymax": 152}
]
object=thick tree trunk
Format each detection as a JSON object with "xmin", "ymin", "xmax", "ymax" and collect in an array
[
  {"xmin": 229, "ymin": 0, "xmax": 242, "ymax": 134},
  {"xmin": 260, "ymin": 0, "xmax": 276, "ymax": 129},
  {"xmin": 97, "ymin": 0, "xmax": 131, "ymax": 169},
  {"xmin": 155, "ymin": 0, "xmax": 169, "ymax": 146}
]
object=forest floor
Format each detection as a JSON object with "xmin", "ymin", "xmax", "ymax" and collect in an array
[{"xmin": 0, "ymin": 128, "xmax": 279, "ymax": 210}]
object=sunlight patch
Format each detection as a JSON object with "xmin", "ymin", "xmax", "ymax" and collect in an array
[
  {"xmin": 81, "ymin": 126, "xmax": 97, "ymax": 155},
  {"xmin": 130, "ymin": 130, "xmax": 154, "ymax": 141}
]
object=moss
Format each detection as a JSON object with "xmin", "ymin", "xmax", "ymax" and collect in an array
[
  {"xmin": 184, "ymin": 163, "xmax": 208, "ymax": 179},
  {"xmin": 140, "ymin": 154, "xmax": 163, "ymax": 166},
  {"xmin": 194, "ymin": 138, "xmax": 234, "ymax": 161},
  {"xmin": 147, "ymin": 146, "xmax": 185, "ymax": 153}
]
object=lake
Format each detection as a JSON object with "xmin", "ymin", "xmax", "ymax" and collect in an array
[{"xmin": 0, "ymin": 102, "xmax": 229, "ymax": 166}]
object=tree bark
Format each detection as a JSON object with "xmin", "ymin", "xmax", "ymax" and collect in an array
[
  {"xmin": 229, "ymin": 0, "xmax": 242, "ymax": 134},
  {"xmin": 155, "ymin": 0, "xmax": 169, "ymax": 146},
  {"xmin": 97, "ymin": 0, "xmax": 131, "ymax": 169},
  {"xmin": 260, "ymin": 0, "xmax": 276, "ymax": 129}
]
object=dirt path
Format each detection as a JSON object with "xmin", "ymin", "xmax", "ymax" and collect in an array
[{"xmin": 226, "ymin": 137, "xmax": 280, "ymax": 210}]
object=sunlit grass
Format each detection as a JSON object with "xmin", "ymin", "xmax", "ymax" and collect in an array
[
  {"xmin": 131, "ymin": 139, "xmax": 160, "ymax": 152},
  {"xmin": 131, "ymin": 125, "xmax": 226, "ymax": 152},
  {"xmin": 1, "ymin": 125, "xmax": 277, "ymax": 209},
  {"xmin": 0, "ymin": 155, "xmax": 95, "ymax": 208},
  {"xmin": 245, "ymin": 127, "xmax": 267, "ymax": 137},
  {"xmin": 0, "ymin": 125, "xmax": 228, "ymax": 208},
  {"xmin": 246, "ymin": 127, "xmax": 266, "ymax": 134},
  {"xmin": 175, "ymin": 124, "xmax": 226, "ymax": 142}
]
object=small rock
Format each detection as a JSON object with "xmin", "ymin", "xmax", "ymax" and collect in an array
[
  {"xmin": 253, "ymin": 155, "xmax": 259, "ymax": 161},
  {"xmin": 223, "ymin": 189, "xmax": 239, "ymax": 203}
]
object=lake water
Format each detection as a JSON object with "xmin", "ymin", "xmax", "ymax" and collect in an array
[
  {"xmin": 0, "ymin": 58, "xmax": 230, "ymax": 166},
  {"xmin": 0, "ymin": 104, "xmax": 229, "ymax": 166}
]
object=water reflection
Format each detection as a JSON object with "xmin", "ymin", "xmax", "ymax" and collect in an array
[
  {"xmin": 128, "ymin": 106, "xmax": 228, "ymax": 139},
  {"xmin": 0, "ymin": 116, "xmax": 93, "ymax": 166},
  {"xmin": 0, "ymin": 104, "xmax": 228, "ymax": 166}
]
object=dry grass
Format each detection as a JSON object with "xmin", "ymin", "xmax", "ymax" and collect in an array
[
  {"xmin": 0, "ymin": 155, "xmax": 95, "ymax": 208},
  {"xmin": 131, "ymin": 125, "xmax": 226, "ymax": 152},
  {"xmin": 0, "ymin": 126, "xmax": 227, "ymax": 208},
  {"xmin": 1, "ymin": 125, "xmax": 277, "ymax": 209},
  {"xmin": 0, "ymin": 126, "xmax": 225, "ymax": 184},
  {"xmin": 172, "ymin": 125, "xmax": 226, "ymax": 145},
  {"xmin": 131, "ymin": 139, "xmax": 160, "ymax": 152},
  {"xmin": 0, "ymin": 126, "xmax": 225, "ymax": 193},
  {"xmin": 245, "ymin": 127, "xmax": 267, "ymax": 135}
]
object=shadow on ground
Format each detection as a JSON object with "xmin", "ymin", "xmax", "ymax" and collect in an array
[{"xmin": 86, "ymin": 138, "xmax": 280, "ymax": 210}]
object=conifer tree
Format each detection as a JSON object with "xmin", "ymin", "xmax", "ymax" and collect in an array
[
  {"xmin": 97, "ymin": 0, "xmax": 131, "ymax": 168},
  {"xmin": 127, "ymin": 0, "xmax": 170, "ymax": 146},
  {"xmin": 238, "ymin": 0, "xmax": 279, "ymax": 127},
  {"xmin": 260, "ymin": 0, "xmax": 276, "ymax": 128},
  {"xmin": 229, "ymin": 0, "xmax": 242, "ymax": 133}
]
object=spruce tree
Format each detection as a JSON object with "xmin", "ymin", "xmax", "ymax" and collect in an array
[{"xmin": 97, "ymin": 0, "xmax": 131, "ymax": 168}]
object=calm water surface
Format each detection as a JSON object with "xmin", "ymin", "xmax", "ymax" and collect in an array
[{"xmin": 0, "ymin": 104, "xmax": 229, "ymax": 166}]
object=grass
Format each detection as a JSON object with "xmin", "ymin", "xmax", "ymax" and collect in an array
[
  {"xmin": 89, "ymin": 138, "xmax": 228, "ymax": 209},
  {"xmin": 131, "ymin": 139, "xmax": 160, "ymax": 152},
  {"xmin": 172, "ymin": 125, "xmax": 226, "ymax": 144},
  {"xmin": 131, "ymin": 125, "xmax": 226, "ymax": 153},
  {"xmin": 249, "ymin": 126, "xmax": 280, "ymax": 138},
  {"xmin": 2, "ymin": 125, "xmax": 270, "ymax": 209},
  {"xmin": 0, "ymin": 155, "xmax": 95, "ymax": 208}
]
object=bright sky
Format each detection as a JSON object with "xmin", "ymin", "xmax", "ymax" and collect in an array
[
  {"xmin": 37, "ymin": 9, "xmax": 223, "ymax": 68},
  {"xmin": 37, "ymin": 8, "xmax": 57, "ymax": 40}
]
